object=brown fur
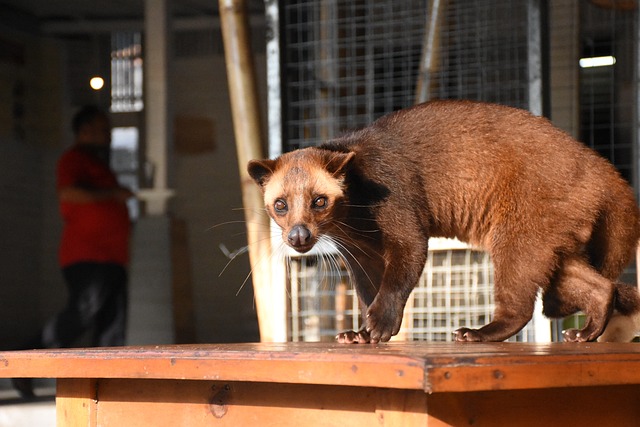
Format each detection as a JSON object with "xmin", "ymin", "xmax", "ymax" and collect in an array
[{"xmin": 248, "ymin": 100, "xmax": 640, "ymax": 343}]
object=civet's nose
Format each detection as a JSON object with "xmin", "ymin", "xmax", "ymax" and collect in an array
[{"xmin": 288, "ymin": 225, "xmax": 311, "ymax": 248}]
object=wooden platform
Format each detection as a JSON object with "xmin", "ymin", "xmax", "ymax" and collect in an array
[{"xmin": 1, "ymin": 342, "xmax": 640, "ymax": 426}]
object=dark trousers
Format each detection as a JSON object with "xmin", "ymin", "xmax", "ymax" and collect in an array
[{"xmin": 32, "ymin": 262, "xmax": 128, "ymax": 348}]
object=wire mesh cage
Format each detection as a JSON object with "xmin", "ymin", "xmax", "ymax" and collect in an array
[
  {"xmin": 287, "ymin": 255, "xmax": 360, "ymax": 342},
  {"xmin": 428, "ymin": 1, "xmax": 531, "ymax": 108},
  {"xmin": 272, "ymin": 0, "xmax": 639, "ymax": 342},
  {"xmin": 578, "ymin": 2, "xmax": 636, "ymax": 188},
  {"xmin": 281, "ymin": 0, "xmax": 536, "ymax": 151},
  {"xmin": 285, "ymin": 243, "xmax": 544, "ymax": 342},
  {"xmin": 278, "ymin": 0, "xmax": 536, "ymax": 342},
  {"xmin": 406, "ymin": 246, "xmax": 495, "ymax": 342},
  {"xmin": 282, "ymin": 0, "xmax": 428, "ymax": 149}
]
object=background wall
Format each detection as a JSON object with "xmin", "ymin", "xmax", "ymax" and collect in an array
[
  {"xmin": 171, "ymin": 52, "xmax": 265, "ymax": 343},
  {"xmin": 0, "ymin": 22, "xmax": 67, "ymax": 348},
  {"xmin": 0, "ymin": 17, "xmax": 265, "ymax": 350}
]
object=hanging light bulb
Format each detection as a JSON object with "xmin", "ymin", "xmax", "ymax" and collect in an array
[{"xmin": 90, "ymin": 76, "xmax": 105, "ymax": 90}]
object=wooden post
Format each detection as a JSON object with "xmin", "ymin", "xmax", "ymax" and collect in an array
[
  {"xmin": 219, "ymin": 0, "xmax": 275, "ymax": 341},
  {"xmin": 56, "ymin": 378, "xmax": 98, "ymax": 427}
]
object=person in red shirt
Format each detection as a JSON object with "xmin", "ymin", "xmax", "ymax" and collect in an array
[{"xmin": 13, "ymin": 105, "xmax": 134, "ymax": 397}]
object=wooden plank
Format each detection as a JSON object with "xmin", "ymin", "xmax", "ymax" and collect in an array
[
  {"xmin": 426, "ymin": 357, "xmax": 640, "ymax": 392},
  {"xmin": 1, "ymin": 343, "xmax": 639, "ymax": 427},
  {"xmin": 374, "ymin": 385, "xmax": 429, "ymax": 426},
  {"xmin": 56, "ymin": 378, "xmax": 97, "ymax": 427},
  {"xmin": 2, "ymin": 342, "xmax": 640, "ymax": 392},
  {"xmin": 93, "ymin": 379, "xmax": 429, "ymax": 427},
  {"xmin": 55, "ymin": 377, "xmax": 640, "ymax": 427},
  {"xmin": 426, "ymin": 384, "xmax": 640, "ymax": 427},
  {"xmin": 0, "ymin": 343, "xmax": 429, "ymax": 390}
]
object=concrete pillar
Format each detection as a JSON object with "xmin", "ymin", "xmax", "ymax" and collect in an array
[
  {"xmin": 127, "ymin": 216, "xmax": 175, "ymax": 344},
  {"xmin": 125, "ymin": 0, "xmax": 176, "ymax": 346},
  {"xmin": 141, "ymin": 0, "xmax": 174, "ymax": 214}
]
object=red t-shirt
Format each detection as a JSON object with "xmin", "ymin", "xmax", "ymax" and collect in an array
[{"xmin": 57, "ymin": 146, "xmax": 131, "ymax": 267}]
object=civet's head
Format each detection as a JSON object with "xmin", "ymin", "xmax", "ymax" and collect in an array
[{"xmin": 248, "ymin": 147, "xmax": 354, "ymax": 253}]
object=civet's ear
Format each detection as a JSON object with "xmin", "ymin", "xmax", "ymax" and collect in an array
[
  {"xmin": 247, "ymin": 159, "xmax": 277, "ymax": 188},
  {"xmin": 325, "ymin": 151, "xmax": 355, "ymax": 177}
]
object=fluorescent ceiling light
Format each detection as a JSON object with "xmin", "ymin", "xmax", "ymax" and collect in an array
[{"xmin": 579, "ymin": 56, "xmax": 616, "ymax": 68}]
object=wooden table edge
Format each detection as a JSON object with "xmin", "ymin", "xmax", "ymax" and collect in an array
[{"xmin": 2, "ymin": 342, "xmax": 640, "ymax": 394}]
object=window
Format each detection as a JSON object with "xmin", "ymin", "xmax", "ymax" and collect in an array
[
  {"xmin": 111, "ymin": 32, "xmax": 144, "ymax": 113},
  {"xmin": 111, "ymin": 127, "xmax": 140, "ymax": 220}
]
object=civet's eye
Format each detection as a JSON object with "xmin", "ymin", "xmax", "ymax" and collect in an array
[
  {"xmin": 313, "ymin": 196, "xmax": 328, "ymax": 209},
  {"xmin": 274, "ymin": 199, "xmax": 288, "ymax": 214}
]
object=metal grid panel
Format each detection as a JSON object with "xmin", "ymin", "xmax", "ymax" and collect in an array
[
  {"xmin": 407, "ymin": 249, "xmax": 494, "ymax": 342},
  {"xmin": 555, "ymin": 1, "xmax": 638, "ymax": 338},
  {"xmin": 277, "ymin": 0, "xmax": 637, "ymax": 343},
  {"xmin": 280, "ymin": 0, "xmax": 537, "ymax": 343},
  {"xmin": 579, "ymin": 2, "xmax": 635, "ymax": 187},
  {"xmin": 281, "ymin": 0, "xmax": 532, "ymax": 151},
  {"xmin": 286, "ymin": 248, "xmax": 537, "ymax": 342},
  {"xmin": 431, "ymin": 1, "xmax": 529, "ymax": 107},
  {"xmin": 282, "ymin": 0, "xmax": 427, "ymax": 149},
  {"xmin": 287, "ymin": 256, "xmax": 359, "ymax": 342}
]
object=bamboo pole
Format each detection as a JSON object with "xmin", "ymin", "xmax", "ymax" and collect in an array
[
  {"xmin": 219, "ymin": 0, "xmax": 275, "ymax": 342},
  {"xmin": 415, "ymin": 0, "xmax": 445, "ymax": 105}
]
